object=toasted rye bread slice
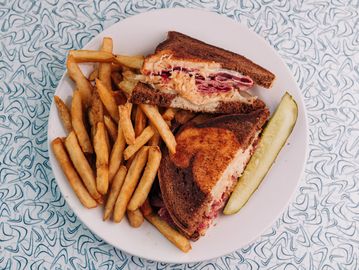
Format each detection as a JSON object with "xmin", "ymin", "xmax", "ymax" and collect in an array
[
  {"xmin": 158, "ymin": 109, "xmax": 270, "ymax": 240},
  {"xmin": 130, "ymin": 82, "xmax": 266, "ymax": 114},
  {"xmin": 143, "ymin": 31, "xmax": 275, "ymax": 88}
]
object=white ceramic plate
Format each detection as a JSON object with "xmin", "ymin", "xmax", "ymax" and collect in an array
[{"xmin": 48, "ymin": 8, "xmax": 308, "ymax": 263}]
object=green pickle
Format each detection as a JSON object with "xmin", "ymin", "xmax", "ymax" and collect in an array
[{"xmin": 223, "ymin": 92, "xmax": 298, "ymax": 215}]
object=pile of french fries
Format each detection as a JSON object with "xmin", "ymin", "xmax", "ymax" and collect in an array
[{"xmin": 51, "ymin": 37, "xmax": 191, "ymax": 252}]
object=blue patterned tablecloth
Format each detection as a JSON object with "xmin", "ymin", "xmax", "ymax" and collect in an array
[{"xmin": 1, "ymin": 1, "xmax": 359, "ymax": 269}]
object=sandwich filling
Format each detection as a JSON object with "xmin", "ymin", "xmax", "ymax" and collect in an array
[{"xmin": 141, "ymin": 54, "xmax": 255, "ymax": 105}]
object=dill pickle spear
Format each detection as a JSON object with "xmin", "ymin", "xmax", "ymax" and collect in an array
[{"xmin": 223, "ymin": 92, "xmax": 298, "ymax": 215}]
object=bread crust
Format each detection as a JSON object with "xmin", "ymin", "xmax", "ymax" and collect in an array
[{"xmin": 130, "ymin": 82, "xmax": 176, "ymax": 107}]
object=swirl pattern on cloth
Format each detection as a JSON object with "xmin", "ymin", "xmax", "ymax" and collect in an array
[{"xmin": 0, "ymin": 1, "xmax": 358, "ymax": 269}]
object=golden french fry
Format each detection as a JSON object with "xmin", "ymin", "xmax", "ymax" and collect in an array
[
  {"xmin": 162, "ymin": 108, "xmax": 177, "ymax": 122},
  {"xmin": 175, "ymin": 110, "xmax": 196, "ymax": 124},
  {"xmin": 140, "ymin": 104, "xmax": 177, "ymax": 154},
  {"xmin": 127, "ymin": 146, "xmax": 162, "ymax": 211},
  {"xmin": 99, "ymin": 37, "xmax": 113, "ymax": 91},
  {"xmin": 66, "ymin": 55, "xmax": 93, "ymax": 107},
  {"xmin": 104, "ymin": 125, "xmax": 111, "ymax": 155},
  {"xmin": 123, "ymin": 126, "xmax": 154, "ymax": 160},
  {"xmin": 113, "ymin": 147, "xmax": 149, "ymax": 223},
  {"xmin": 134, "ymin": 106, "xmax": 146, "ymax": 137},
  {"xmin": 88, "ymin": 68, "xmax": 99, "ymax": 81},
  {"xmin": 69, "ymin": 50, "xmax": 113, "ymax": 62},
  {"xmin": 94, "ymin": 122, "xmax": 109, "ymax": 195},
  {"xmin": 114, "ymin": 55, "xmax": 144, "ymax": 69},
  {"xmin": 96, "ymin": 78, "xmax": 119, "ymax": 122},
  {"xmin": 119, "ymin": 103, "xmax": 135, "ymax": 145},
  {"xmin": 52, "ymin": 138, "xmax": 97, "ymax": 208},
  {"xmin": 109, "ymin": 122, "xmax": 126, "ymax": 183},
  {"xmin": 127, "ymin": 209, "xmax": 144, "ymax": 228},
  {"xmin": 54, "ymin": 96, "xmax": 72, "ymax": 132},
  {"xmin": 104, "ymin": 115, "xmax": 118, "ymax": 142},
  {"xmin": 71, "ymin": 90, "xmax": 93, "ymax": 153},
  {"xmin": 147, "ymin": 109, "xmax": 172, "ymax": 146},
  {"xmin": 118, "ymin": 79, "xmax": 137, "ymax": 96},
  {"xmin": 103, "ymin": 166, "xmax": 127, "ymax": 221},
  {"xmin": 88, "ymin": 90, "xmax": 104, "ymax": 140},
  {"xmin": 111, "ymin": 71, "xmax": 123, "ymax": 85},
  {"xmin": 145, "ymin": 213, "xmax": 191, "ymax": 253},
  {"xmin": 64, "ymin": 131, "xmax": 102, "ymax": 202}
]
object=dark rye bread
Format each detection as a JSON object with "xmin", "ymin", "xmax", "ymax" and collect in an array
[
  {"xmin": 130, "ymin": 82, "xmax": 175, "ymax": 107},
  {"xmin": 153, "ymin": 31, "xmax": 275, "ymax": 88},
  {"xmin": 158, "ymin": 109, "xmax": 269, "ymax": 240},
  {"xmin": 130, "ymin": 82, "xmax": 266, "ymax": 114}
]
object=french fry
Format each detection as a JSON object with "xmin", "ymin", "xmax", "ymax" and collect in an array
[
  {"xmin": 98, "ymin": 37, "xmax": 113, "ymax": 90},
  {"xmin": 175, "ymin": 110, "xmax": 196, "ymax": 124},
  {"xmin": 141, "ymin": 199, "xmax": 191, "ymax": 252},
  {"xmin": 66, "ymin": 55, "xmax": 93, "ymax": 107},
  {"xmin": 147, "ymin": 108, "xmax": 173, "ymax": 146},
  {"xmin": 145, "ymin": 213, "xmax": 191, "ymax": 253},
  {"xmin": 127, "ymin": 209, "xmax": 144, "ymax": 228},
  {"xmin": 64, "ymin": 131, "xmax": 102, "ymax": 202},
  {"xmin": 88, "ymin": 68, "xmax": 98, "ymax": 81},
  {"xmin": 123, "ymin": 126, "xmax": 154, "ymax": 160},
  {"xmin": 118, "ymin": 79, "xmax": 137, "ymax": 96},
  {"xmin": 119, "ymin": 103, "xmax": 136, "ymax": 145},
  {"xmin": 140, "ymin": 104, "xmax": 177, "ymax": 154},
  {"xmin": 104, "ymin": 126, "xmax": 111, "ymax": 157},
  {"xmin": 96, "ymin": 79, "xmax": 119, "ymax": 122},
  {"xmin": 111, "ymin": 72, "xmax": 123, "ymax": 85},
  {"xmin": 162, "ymin": 108, "xmax": 177, "ymax": 122},
  {"xmin": 104, "ymin": 115, "xmax": 118, "ymax": 142},
  {"xmin": 52, "ymin": 138, "xmax": 97, "ymax": 208},
  {"xmin": 103, "ymin": 166, "xmax": 127, "ymax": 220},
  {"xmin": 71, "ymin": 90, "xmax": 93, "ymax": 153},
  {"xmin": 94, "ymin": 122, "xmax": 109, "ymax": 195},
  {"xmin": 109, "ymin": 122, "xmax": 126, "ymax": 183},
  {"xmin": 69, "ymin": 50, "xmax": 114, "ymax": 62},
  {"xmin": 113, "ymin": 147, "xmax": 149, "ymax": 223},
  {"xmin": 134, "ymin": 106, "xmax": 146, "ymax": 137},
  {"xmin": 54, "ymin": 96, "xmax": 72, "ymax": 132},
  {"xmin": 114, "ymin": 55, "xmax": 144, "ymax": 69},
  {"xmin": 127, "ymin": 146, "xmax": 162, "ymax": 211},
  {"xmin": 88, "ymin": 90, "xmax": 104, "ymax": 140}
]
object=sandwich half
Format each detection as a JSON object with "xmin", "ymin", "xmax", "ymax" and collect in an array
[
  {"xmin": 131, "ymin": 31, "xmax": 275, "ymax": 114},
  {"xmin": 158, "ymin": 108, "xmax": 270, "ymax": 240}
]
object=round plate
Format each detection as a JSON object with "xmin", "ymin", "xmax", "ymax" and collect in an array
[{"xmin": 48, "ymin": 8, "xmax": 308, "ymax": 263}]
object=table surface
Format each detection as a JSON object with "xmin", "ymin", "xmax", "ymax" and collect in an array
[{"xmin": 1, "ymin": 1, "xmax": 358, "ymax": 269}]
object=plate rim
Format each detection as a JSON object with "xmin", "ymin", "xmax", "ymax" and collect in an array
[{"xmin": 47, "ymin": 7, "xmax": 309, "ymax": 263}]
